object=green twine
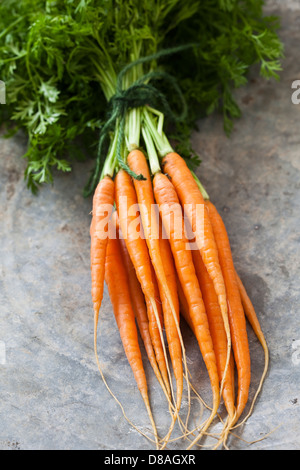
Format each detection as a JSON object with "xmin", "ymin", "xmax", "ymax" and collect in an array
[{"xmin": 83, "ymin": 43, "xmax": 197, "ymax": 197}]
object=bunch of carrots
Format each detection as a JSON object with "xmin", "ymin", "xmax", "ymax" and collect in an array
[{"xmin": 89, "ymin": 105, "xmax": 269, "ymax": 450}]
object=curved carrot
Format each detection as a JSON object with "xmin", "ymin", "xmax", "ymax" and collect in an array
[
  {"xmin": 116, "ymin": 218, "xmax": 168, "ymax": 399},
  {"xmin": 115, "ymin": 169, "xmax": 170, "ymax": 397},
  {"xmin": 153, "ymin": 171, "xmax": 220, "ymax": 448},
  {"xmin": 205, "ymin": 200, "xmax": 251, "ymax": 425},
  {"xmin": 119, "ymin": 235, "xmax": 158, "ymax": 371},
  {"xmin": 177, "ymin": 276, "xmax": 231, "ymax": 413},
  {"xmin": 90, "ymin": 175, "xmax": 114, "ymax": 326},
  {"xmin": 127, "ymin": 151, "xmax": 179, "ymax": 337},
  {"xmin": 162, "ymin": 153, "xmax": 232, "ymax": 395},
  {"xmin": 158, "ymin": 235, "xmax": 182, "ymax": 395},
  {"xmin": 235, "ymin": 272, "xmax": 268, "ymax": 352},
  {"xmin": 192, "ymin": 249, "xmax": 235, "ymax": 420},
  {"xmin": 105, "ymin": 226, "xmax": 159, "ymax": 447},
  {"xmin": 115, "ymin": 169, "xmax": 155, "ymax": 298},
  {"xmin": 90, "ymin": 176, "xmax": 115, "ymax": 405},
  {"xmin": 90, "ymin": 180, "xmax": 158, "ymax": 445},
  {"xmin": 157, "ymin": 233, "xmax": 185, "ymax": 447},
  {"xmin": 234, "ymin": 271, "xmax": 269, "ymax": 427}
]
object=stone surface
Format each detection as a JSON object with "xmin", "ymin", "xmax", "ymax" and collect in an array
[{"xmin": 0, "ymin": 2, "xmax": 299, "ymax": 450}]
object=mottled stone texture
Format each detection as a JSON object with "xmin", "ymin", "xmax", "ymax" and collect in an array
[{"xmin": 0, "ymin": 2, "xmax": 299, "ymax": 450}]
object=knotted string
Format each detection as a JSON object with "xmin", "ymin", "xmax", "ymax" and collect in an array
[{"xmin": 83, "ymin": 43, "xmax": 197, "ymax": 197}]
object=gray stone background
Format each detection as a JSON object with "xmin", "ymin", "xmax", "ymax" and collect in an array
[{"xmin": 0, "ymin": 1, "xmax": 299, "ymax": 450}]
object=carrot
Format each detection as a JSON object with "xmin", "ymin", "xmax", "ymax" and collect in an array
[
  {"xmin": 116, "ymin": 219, "xmax": 169, "ymax": 400},
  {"xmin": 177, "ymin": 274, "xmax": 228, "ymax": 411},
  {"xmin": 149, "ymin": 263, "xmax": 164, "ymax": 336},
  {"xmin": 127, "ymin": 151, "xmax": 182, "ymax": 390},
  {"xmin": 192, "ymin": 248, "xmax": 235, "ymax": 420},
  {"xmin": 158, "ymin": 234, "xmax": 182, "ymax": 391},
  {"xmin": 177, "ymin": 276, "xmax": 227, "ymax": 426},
  {"xmin": 115, "ymin": 169, "xmax": 155, "ymax": 299},
  {"xmin": 157, "ymin": 231, "xmax": 186, "ymax": 448},
  {"xmin": 115, "ymin": 169, "xmax": 171, "ymax": 398},
  {"xmin": 105, "ymin": 221, "xmax": 159, "ymax": 447},
  {"xmin": 234, "ymin": 271, "xmax": 269, "ymax": 428},
  {"xmin": 145, "ymin": 266, "xmax": 175, "ymax": 402},
  {"xmin": 90, "ymin": 175, "xmax": 114, "ymax": 328},
  {"xmin": 235, "ymin": 272, "xmax": 268, "ymax": 354},
  {"xmin": 90, "ymin": 176, "xmax": 116, "ymax": 422},
  {"xmin": 152, "ymin": 171, "xmax": 221, "ymax": 449},
  {"xmin": 162, "ymin": 153, "xmax": 232, "ymax": 400},
  {"xmin": 205, "ymin": 200, "xmax": 251, "ymax": 427}
]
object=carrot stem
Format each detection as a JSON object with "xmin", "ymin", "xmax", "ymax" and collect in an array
[
  {"xmin": 191, "ymin": 171, "xmax": 210, "ymax": 201},
  {"xmin": 127, "ymin": 107, "xmax": 141, "ymax": 151},
  {"xmin": 100, "ymin": 122, "xmax": 119, "ymax": 179},
  {"xmin": 141, "ymin": 124, "xmax": 161, "ymax": 176},
  {"xmin": 142, "ymin": 107, "xmax": 173, "ymax": 157}
]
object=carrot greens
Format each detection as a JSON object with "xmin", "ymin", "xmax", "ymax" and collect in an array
[{"xmin": 0, "ymin": 0, "xmax": 283, "ymax": 193}]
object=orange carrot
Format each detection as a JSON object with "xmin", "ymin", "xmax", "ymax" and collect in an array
[
  {"xmin": 235, "ymin": 272, "xmax": 268, "ymax": 352},
  {"xmin": 127, "ymin": 151, "xmax": 179, "ymax": 337},
  {"xmin": 90, "ymin": 176, "xmax": 115, "ymax": 406},
  {"xmin": 118, "ymin": 235, "xmax": 158, "ymax": 371},
  {"xmin": 192, "ymin": 249, "xmax": 235, "ymax": 420},
  {"xmin": 90, "ymin": 175, "xmax": 114, "ymax": 327},
  {"xmin": 234, "ymin": 271, "xmax": 269, "ymax": 427},
  {"xmin": 115, "ymin": 217, "xmax": 168, "ymax": 399},
  {"xmin": 115, "ymin": 169, "xmax": 171, "ymax": 397},
  {"xmin": 115, "ymin": 169, "xmax": 155, "ymax": 299},
  {"xmin": 153, "ymin": 171, "xmax": 221, "ymax": 448},
  {"xmin": 159, "ymin": 234, "xmax": 182, "ymax": 395},
  {"xmin": 105, "ymin": 223, "xmax": 159, "ymax": 447},
  {"xmin": 178, "ymin": 275, "xmax": 230, "ymax": 398},
  {"xmin": 205, "ymin": 200, "xmax": 251, "ymax": 425},
  {"xmin": 162, "ymin": 153, "xmax": 232, "ymax": 395},
  {"xmin": 157, "ymin": 231, "xmax": 185, "ymax": 447}
]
